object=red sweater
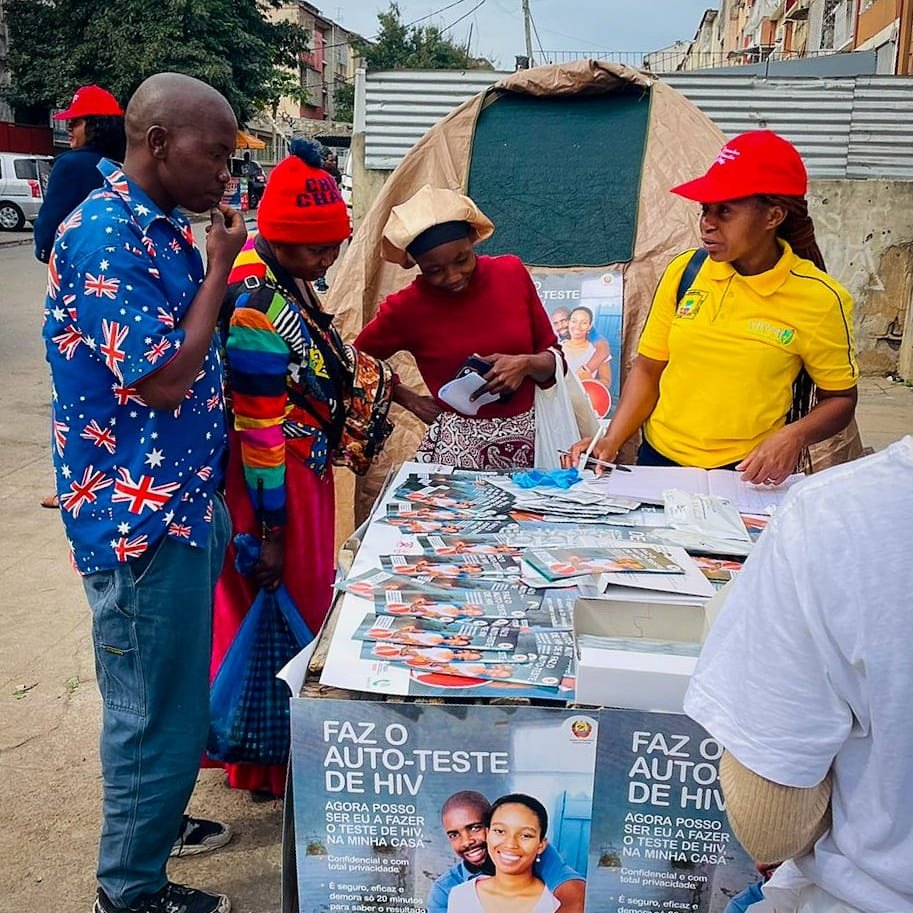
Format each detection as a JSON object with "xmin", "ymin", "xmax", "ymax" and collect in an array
[{"xmin": 355, "ymin": 255, "xmax": 557, "ymax": 419}]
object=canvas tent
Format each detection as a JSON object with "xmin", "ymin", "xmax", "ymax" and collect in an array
[{"xmin": 327, "ymin": 59, "xmax": 861, "ymax": 526}]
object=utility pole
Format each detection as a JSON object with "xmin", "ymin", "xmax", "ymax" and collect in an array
[
  {"xmin": 521, "ymin": 0, "xmax": 535, "ymax": 66},
  {"xmin": 898, "ymin": 0, "xmax": 912, "ymax": 75}
]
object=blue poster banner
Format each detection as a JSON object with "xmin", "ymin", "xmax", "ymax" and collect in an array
[
  {"xmin": 532, "ymin": 269, "xmax": 624, "ymax": 419},
  {"xmin": 289, "ymin": 701, "xmax": 760, "ymax": 913}
]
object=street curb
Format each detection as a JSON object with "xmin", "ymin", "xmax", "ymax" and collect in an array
[{"xmin": 0, "ymin": 237, "xmax": 33, "ymax": 250}]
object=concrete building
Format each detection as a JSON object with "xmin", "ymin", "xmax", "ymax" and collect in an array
[
  {"xmin": 676, "ymin": 0, "xmax": 912, "ymax": 73},
  {"xmin": 271, "ymin": 1, "xmax": 364, "ymax": 124}
]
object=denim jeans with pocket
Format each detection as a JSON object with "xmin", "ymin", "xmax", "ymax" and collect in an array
[{"xmin": 83, "ymin": 495, "xmax": 230, "ymax": 906}]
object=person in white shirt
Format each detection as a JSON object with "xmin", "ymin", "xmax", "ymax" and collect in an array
[{"xmin": 684, "ymin": 436, "xmax": 913, "ymax": 913}]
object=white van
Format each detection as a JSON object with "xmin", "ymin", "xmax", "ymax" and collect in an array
[{"xmin": 0, "ymin": 152, "xmax": 53, "ymax": 230}]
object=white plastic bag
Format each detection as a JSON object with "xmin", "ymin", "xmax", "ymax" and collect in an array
[{"xmin": 534, "ymin": 348, "xmax": 599, "ymax": 468}]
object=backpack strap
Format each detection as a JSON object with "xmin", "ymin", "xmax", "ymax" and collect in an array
[{"xmin": 675, "ymin": 248, "xmax": 709, "ymax": 304}]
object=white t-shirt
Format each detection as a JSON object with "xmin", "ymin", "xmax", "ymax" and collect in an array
[
  {"xmin": 446, "ymin": 877, "xmax": 559, "ymax": 913},
  {"xmin": 684, "ymin": 436, "xmax": 913, "ymax": 913}
]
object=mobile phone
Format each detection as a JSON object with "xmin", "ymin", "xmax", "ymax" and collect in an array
[{"xmin": 457, "ymin": 356, "xmax": 494, "ymax": 378}]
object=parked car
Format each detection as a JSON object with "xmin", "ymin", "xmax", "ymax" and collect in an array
[
  {"xmin": 0, "ymin": 152, "xmax": 53, "ymax": 230},
  {"xmin": 230, "ymin": 156, "xmax": 266, "ymax": 209}
]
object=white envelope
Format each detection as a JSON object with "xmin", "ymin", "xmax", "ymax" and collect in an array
[{"xmin": 437, "ymin": 372, "xmax": 500, "ymax": 416}]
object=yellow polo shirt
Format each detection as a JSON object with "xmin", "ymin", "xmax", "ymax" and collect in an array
[{"xmin": 637, "ymin": 242, "xmax": 858, "ymax": 468}]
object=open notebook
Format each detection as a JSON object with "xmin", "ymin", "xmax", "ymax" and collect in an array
[{"xmin": 590, "ymin": 466, "xmax": 804, "ymax": 515}]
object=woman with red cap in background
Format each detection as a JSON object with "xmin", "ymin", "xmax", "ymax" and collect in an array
[
  {"xmin": 36, "ymin": 85, "xmax": 126, "ymax": 510},
  {"xmin": 566, "ymin": 130, "xmax": 858, "ymax": 485},
  {"xmin": 34, "ymin": 84, "xmax": 126, "ymax": 263},
  {"xmin": 208, "ymin": 140, "xmax": 393, "ymax": 796}
]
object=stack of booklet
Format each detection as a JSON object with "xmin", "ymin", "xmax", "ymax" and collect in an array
[{"xmin": 319, "ymin": 463, "xmax": 799, "ymax": 702}]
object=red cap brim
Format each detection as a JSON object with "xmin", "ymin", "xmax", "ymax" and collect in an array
[
  {"xmin": 53, "ymin": 99, "xmax": 124, "ymax": 120},
  {"xmin": 670, "ymin": 175, "xmax": 735, "ymax": 203}
]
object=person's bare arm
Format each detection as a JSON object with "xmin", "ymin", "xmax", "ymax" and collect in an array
[
  {"xmin": 393, "ymin": 382, "xmax": 442, "ymax": 424},
  {"xmin": 473, "ymin": 351, "xmax": 557, "ymax": 398},
  {"xmin": 552, "ymin": 878, "xmax": 586, "ymax": 913},
  {"xmin": 135, "ymin": 205, "xmax": 247, "ymax": 409},
  {"xmin": 563, "ymin": 354, "xmax": 666, "ymax": 472},
  {"xmin": 736, "ymin": 387, "xmax": 858, "ymax": 484}
]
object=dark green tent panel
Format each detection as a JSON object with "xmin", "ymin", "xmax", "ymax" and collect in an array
[{"xmin": 467, "ymin": 88, "xmax": 652, "ymax": 267}]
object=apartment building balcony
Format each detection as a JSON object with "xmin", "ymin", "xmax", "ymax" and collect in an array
[
  {"xmin": 784, "ymin": 0, "xmax": 812, "ymax": 20},
  {"xmin": 857, "ymin": 0, "xmax": 900, "ymax": 45}
]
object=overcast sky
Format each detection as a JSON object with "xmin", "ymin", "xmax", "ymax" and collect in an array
[{"xmin": 328, "ymin": 0, "xmax": 713, "ymax": 69}]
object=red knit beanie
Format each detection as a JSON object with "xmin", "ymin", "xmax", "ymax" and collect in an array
[{"xmin": 257, "ymin": 140, "xmax": 350, "ymax": 245}]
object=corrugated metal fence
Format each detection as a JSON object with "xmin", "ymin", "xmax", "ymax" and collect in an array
[
  {"xmin": 362, "ymin": 69, "xmax": 913, "ymax": 179},
  {"xmin": 663, "ymin": 74, "xmax": 913, "ymax": 179},
  {"xmin": 364, "ymin": 69, "xmax": 510, "ymax": 169}
]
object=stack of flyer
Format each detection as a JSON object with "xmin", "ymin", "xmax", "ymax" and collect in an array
[{"xmin": 318, "ymin": 463, "xmax": 786, "ymax": 704}]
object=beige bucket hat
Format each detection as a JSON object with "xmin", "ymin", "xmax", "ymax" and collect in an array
[{"xmin": 381, "ymin": 185, "xmax": 495, "ymax": 267}]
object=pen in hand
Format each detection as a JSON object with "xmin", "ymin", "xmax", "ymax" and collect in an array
[{"xmin": 557, "ymin": 450, "xmax": 632, "ymax": 472}]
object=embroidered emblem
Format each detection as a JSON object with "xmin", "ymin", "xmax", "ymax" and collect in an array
[{"xmin": 676, "ymin": 289, "xmax": 707, "ymax": 319}]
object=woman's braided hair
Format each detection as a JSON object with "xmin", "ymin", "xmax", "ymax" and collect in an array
[{"xmin": 756, "ymin": 193, "xmax": 821, "ymax": 429}]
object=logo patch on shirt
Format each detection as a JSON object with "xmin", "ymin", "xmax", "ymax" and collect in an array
[
  {"xmin": 676, "ymin": 289, "xmax": 707, "ymax": 319},
  {"xmin": 747, "ymin": 319, "xmax": 798, "ymax": 347}
]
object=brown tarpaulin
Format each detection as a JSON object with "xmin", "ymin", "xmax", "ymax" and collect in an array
[{"xmin": 328, "ymin": 60, "xmax": 861, "ymax": 533}]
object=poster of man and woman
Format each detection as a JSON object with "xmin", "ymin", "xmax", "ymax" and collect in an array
[
  {"xmin": 290, "ymin": 701, "xmax": 760, "ymax": 913},
  {"xmin": 532, "ymin": 269, "xmax": 624, "ymax": 419}
]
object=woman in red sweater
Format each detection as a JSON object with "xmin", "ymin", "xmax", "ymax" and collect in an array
[{"xmin": 355, "ymin": 186, "xmax": 558, "ymax": 470}]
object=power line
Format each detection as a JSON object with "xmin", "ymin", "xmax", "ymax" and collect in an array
[
  {"xmin": 529, "ymin": 7, "xmax": 549, "ymax": 64},
  {"xmin": 317, "ymin": 0, "xmax": 481, "ymax": 53},
  {"xmin": 439, "ymin": 0, "xmax": 488, "ymax": 37}
]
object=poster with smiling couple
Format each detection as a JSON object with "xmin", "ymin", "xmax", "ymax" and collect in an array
[
  {"xmin": 532, "ymin": 269, "xmax": 624, "ymax": 420},
  {"xmin": 289, "ymin": 701, "xmax": 759, "ymax": 913}
]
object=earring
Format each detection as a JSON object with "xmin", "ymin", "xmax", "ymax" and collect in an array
[{"xmin": 536, "ymin": 855, "xmax": 541, "ymax": 863}]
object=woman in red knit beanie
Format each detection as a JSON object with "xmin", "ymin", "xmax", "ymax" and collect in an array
[{"xmin": 206, "ymin": 141, "xmax": 393, "ymax": 797}]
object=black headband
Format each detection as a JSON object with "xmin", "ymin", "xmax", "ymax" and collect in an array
[{"xmin": 406, "ymin": 220, "xmax": 471, "ymax": 258}]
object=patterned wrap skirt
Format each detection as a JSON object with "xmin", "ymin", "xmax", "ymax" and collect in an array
[{"xmin": 416, "ymin": 407, "xmax": 535, "ymax": 471}]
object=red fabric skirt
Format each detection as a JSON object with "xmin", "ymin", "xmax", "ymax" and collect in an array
[{"xmin": 203, "ymin": 433, "xmax": 336, "ymax": 796}]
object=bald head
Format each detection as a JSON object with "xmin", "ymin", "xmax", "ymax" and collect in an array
[
  {"xmin": 122, "ymin": 73, "xmax": 238, "ymax": 213},
  {"xmin": 126, "ymin": 73, "xmax": 236, "ymax": 146}
]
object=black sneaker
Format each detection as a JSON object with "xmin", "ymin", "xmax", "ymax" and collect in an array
[
  {"xmin": 170, "ymin": 815, "xmax": 232, "ymax": 858},
  {"xmin": 94, "ymin": 882, "xmax": 230, "ymax": 913}
]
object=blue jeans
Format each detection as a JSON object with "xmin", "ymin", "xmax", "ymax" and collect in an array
[
  {"xmin": 638, "ymin": 438, "xmax": 742, "ymax": 471},
  {"xmin": 637, "ymin": 438, "xmax": 681, "ymax": 467},
  {"xmin": 83, "ymin": 495, "xmax": 230, "ymax": 906}
]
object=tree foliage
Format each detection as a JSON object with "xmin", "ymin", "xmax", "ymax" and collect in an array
[
  {"xmin": 4, "ymin": 0, "xmax": 309, "ymax": 123},
  {"xmin": 352, "ymin": 3, "xmax": 494, "ymax": 70},
  {"xmin": 333, "ymin": 82, "xmax": 355, "ymax": 123}
]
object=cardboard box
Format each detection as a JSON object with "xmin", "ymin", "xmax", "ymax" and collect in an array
[{"xmin": 573, "ymin": 595, "xmax": 710, "ymax": 712}]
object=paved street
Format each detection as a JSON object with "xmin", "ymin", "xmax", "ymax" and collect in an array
[{"xmin": 0, "ymin": 236, "xmax": 911, "ymax": 913}]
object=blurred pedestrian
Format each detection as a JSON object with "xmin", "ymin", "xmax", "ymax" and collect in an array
[
  {"xmin": 36, "ymin": 85, "xmax": 126, "ymax": 510},
  {"xmin": 34, "ymin": 85, "xmax": 126, "ymax": 263}
]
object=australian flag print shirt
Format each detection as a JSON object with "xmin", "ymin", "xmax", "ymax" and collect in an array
[{"xmin": 43, "ymin": 159, "xmax": 226, "ymax": 574}]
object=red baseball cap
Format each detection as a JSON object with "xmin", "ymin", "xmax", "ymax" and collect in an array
[
  {"xmin": 54, "ymin": 85, "xmax": 124, "ymax": 120},
  {"xmin": 671, "ymin": 130, "xmax": 807, "ymax": 202}
]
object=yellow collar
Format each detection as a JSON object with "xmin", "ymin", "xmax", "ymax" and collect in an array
[{"xmin": 701, "ymin": 240, "xmax": 798, "ymax": 297}]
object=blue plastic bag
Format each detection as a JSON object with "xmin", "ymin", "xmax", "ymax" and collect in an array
[
  {"xmin": 207, "ymin": 534, "xmax": 314, "ymax": 765},
  {"xmin": 512, "ymin": 467, "xmax": 580, "ymax": 489}
]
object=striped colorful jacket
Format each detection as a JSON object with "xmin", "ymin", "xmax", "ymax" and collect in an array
[{"xmin": 224, "ymin": 237, "xmax": 351, "ymax": 527}]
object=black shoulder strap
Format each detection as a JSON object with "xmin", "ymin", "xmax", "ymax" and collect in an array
[{"xmin": 675, "ymin": 248, "xmax": 709, "ymax": 304}]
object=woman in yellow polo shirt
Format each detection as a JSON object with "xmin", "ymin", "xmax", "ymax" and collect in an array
[{"xmin": 568, "ymin": 130, "xmax": 858, "ymax": 485}]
